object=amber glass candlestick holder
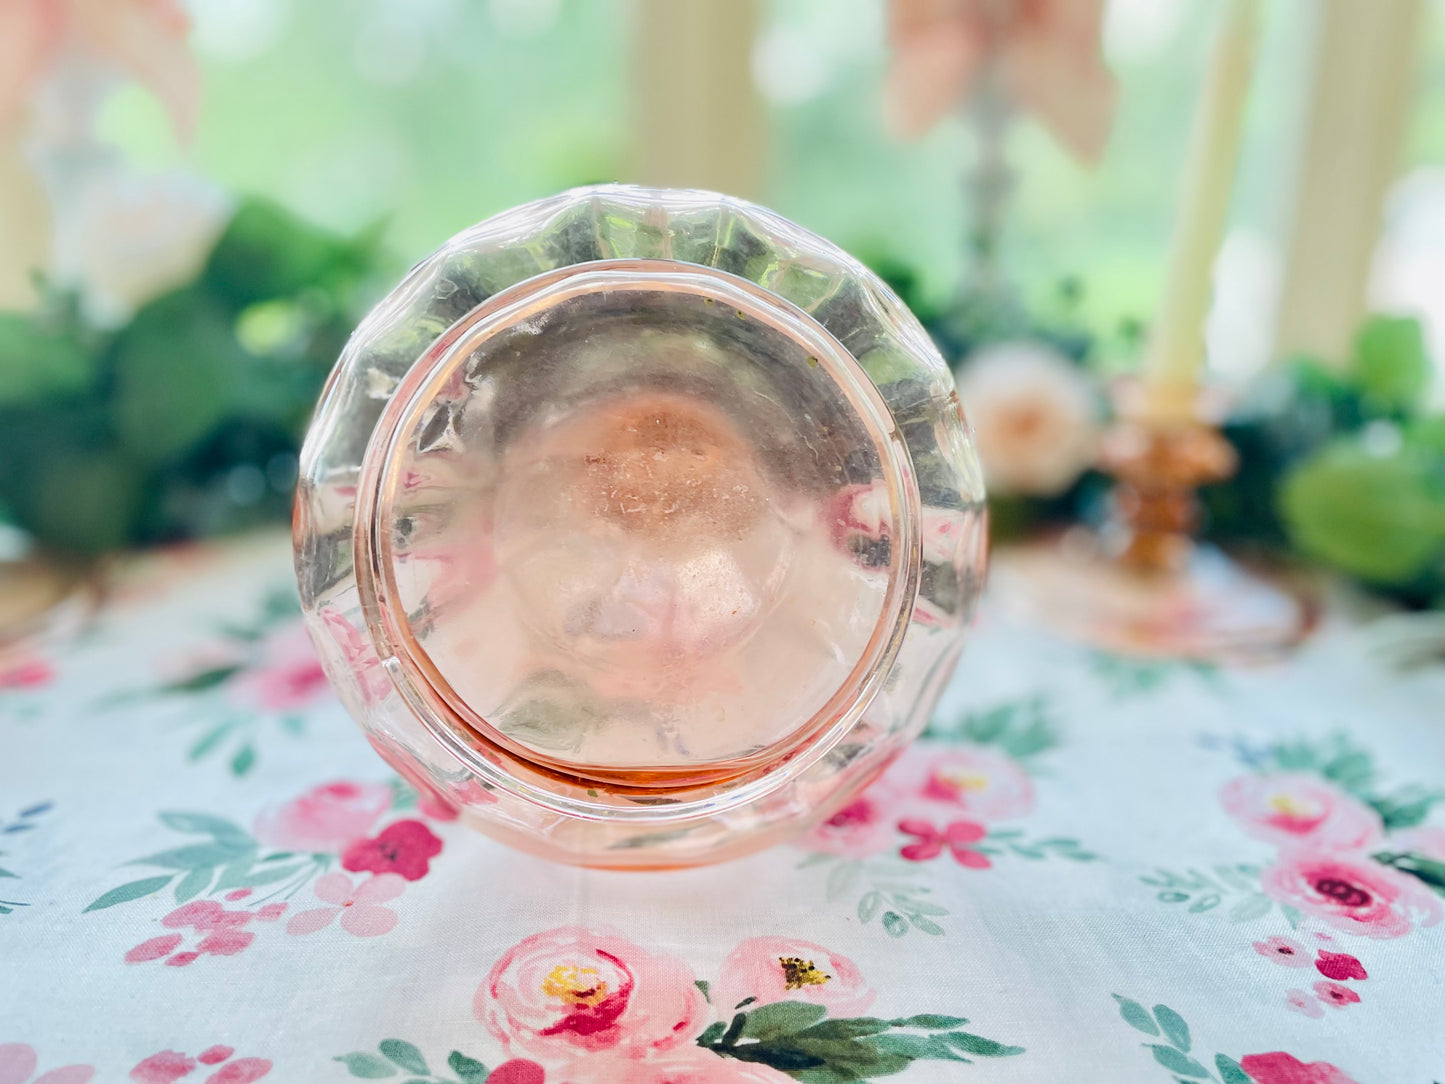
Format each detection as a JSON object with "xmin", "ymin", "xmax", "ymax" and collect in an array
[{"xmin": 993, "ymin": 382, "xmax": 1314, "ymax": 661}]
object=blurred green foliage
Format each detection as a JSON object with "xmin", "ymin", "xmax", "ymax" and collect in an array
[{"xmin": 0, "ymin": 198, "xmax": 388, "ymax": 556}]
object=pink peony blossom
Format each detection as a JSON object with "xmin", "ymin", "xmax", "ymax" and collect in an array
[
  {"xmin": 477, "ymin": 927, "xmax": 708, "ymax": 1070},
  {"xmin": 285, "ymin": 872, "xmax": 405, "ymax": 938},
  {"xmin": 341, "ymin": 819, "xmax": 443, "ymax": 881},
  {"xmin": 229, "ymin": 623, "xmax": 329, "ymax": 711},
  {"xmin": 1314, "ymin": 951, "xmax": 1366, "ymax": 981},
  {"xmin": 1239, "ymin": 1052, "xmax": 1362, "ymax": 1084},
  {"xmin": 800, "ymin": 773, "xmax": 907, "ymax": 860},
  {"xmin": 1220, "ymin": 774, "xmax": 1383, "ymax": 852},
  {"xmin": 252, "ymin": 780, "xmax": 391, "ymax": 853},
  {"xmin": 711, "ymin": 937, "xmax": 874, "ymax": 1018},
  {"xmin": 1253, "ymin": 935, "xmax": 1310, "ymax": 967},
  {"xmin": 1260, "ymin": 850, "xmax": 1442, "ymax": 939},
  {"xmin": 911, "ymin": 747, "xmax": 1034, "ymax": 821},
  {"xmin": 1284, "ymin": 989, "xmax": 1324, "ymax": 1019}
]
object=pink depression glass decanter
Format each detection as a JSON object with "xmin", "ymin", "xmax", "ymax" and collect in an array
[{"xmin": 294, "ymin": 186, "xmax": 987, "ymax": 868}]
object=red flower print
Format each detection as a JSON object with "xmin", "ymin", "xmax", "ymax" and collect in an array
[
  {"xmin": 1284, "ymin": 988, "xmax": 1323, "ymax": 1019},
  {"xmin": 1314, "ymin": 950, "xmax": 1366, "ymax": 981},
  {"xmin": 1239, "ymin": 1052, "xmax": 1362, "ymax": 1084},
  {"xmin": 487, "ymin": 1062, "xmax": 546, "ymax": 1084},
  {"xmin": 898, "ymin": 819, "xmax": 991, "ymax": 868},
  {"xmin": 1311, "ymin": 980, "xmax": 1360, "ymax": 1009},
  {"xmin": 1252, "ymin": 935, "xmax": 1309, "ymax": 967},
  {"xmin": 341, "ymin": 819, "xmax": 443, "ymax": 881}
]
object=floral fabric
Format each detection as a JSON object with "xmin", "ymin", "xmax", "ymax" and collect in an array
[{"xmin": 2, "ymin": 532, "xmax": 1443, "ymax": 1082}]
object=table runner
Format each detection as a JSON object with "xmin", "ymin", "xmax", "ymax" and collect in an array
[{"xmin": 3, "ymin": 532, "xmax": 1442, "ymax": 1083}]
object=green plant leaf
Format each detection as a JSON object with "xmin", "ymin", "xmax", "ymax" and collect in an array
[
  {"xmin": 890, "ymin": 1015, "xmax": 968, "ymax": 1029},
  {"xmin": 378, "ymin": 1039, "xmax": 427, "ymax": 1075},
  {"xmin": 1351, "ymin": 315, "xmax": 1429, "ymax": 415},
  {"xmin": 173, "ymin": 865, "xmax": 213, "ymax": 903},
  {"xmin": 694, "ymin": 980, "xmax": 710, "ymax": 1002},
  {"xmin": 84, "ymin": 875, "xmax": 172, "ymax": 912},
  {"xmin": 163, "ymin": 666, "xmax": 242, "ymax": 695},
  {"xmin": 1149, "ymin": 1045, "xmax": 1208, "ymax": 1078},
  {"xmin": 697, "ymin": 1022, "xmax": 727, "ymax": 1047},
  {"xmin": 188, "ymin": 720, "xmax": 237, "ymax": 761},
  {"xmin": 908, "ymin": 914, "xmax": 945, "ymax": 935},
  {"xmin": 857, "ymin": 890, "xmax": 882, "ymax": 923},
  {"xmin": 230, "ymin": 744, "xmax": 257, "ymax": 776},
  {"xmin": 129, "ymin": 844, "xmax": 249, "ymax": 870},
  {"xmin": 447, "ymin": 1050, "xmax": 487, "ymax": 1082},
  {"xmin": 741, "ymin": 1001, "xmax": 828, "ymax": 1040},
  {"xmin": 332, "ymin": 1052, "xmax": 397, "ymax": 1078},
  {"xmin": 1112, "ymin": 995, "xmax": 1160, "ymax": 1036},
  {"xmin": 1152, "ymin": 1005, "xmax": 1190, "ymax": 1052},
  {"xmin": 882, "ymin": 911, "xmax": 909, "ymax": 937},
  {"xmin": 0, "ymin": 312, "xmax": 96, "ymax": 406},
  {"xmin": 1228, "ymin": 894, "xmax": 1273, "ymax": 923},
  {"xmin": 1217, "ymin": 1053, "xmax": 1253, "ymax": 1084},
  {"xmin": 944, "ymin": 1032, "xmax": 1026, "ymax": 1058},
  {"xmin": 158, "ymin": 812, "xmax": 254, "ymax": 850},
  {"xmin": 825, "ymin": 859, "xmax": 861, "ymax": 901}
]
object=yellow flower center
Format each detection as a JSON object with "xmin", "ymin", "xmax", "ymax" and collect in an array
[
  {"xmin": 940, "ymin": 768, "xmax": 990, "ymax": 793},
  {"xmin": 1268, "ymin": 793, "xmax": 1318, "ymax": 818},
  {"xmin": 779, "ymin": 956, "xmax": 831, "ymax": 990},
  {"xmin": 541, "ymin": 964, "xmax": 609, "ymax": 1007}
]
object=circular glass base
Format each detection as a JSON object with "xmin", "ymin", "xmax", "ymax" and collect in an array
[{"xmin": 991, "ymin": 532, "xmax": 1316, "ymax": 663}]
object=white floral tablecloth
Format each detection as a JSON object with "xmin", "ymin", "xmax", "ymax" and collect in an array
[{"xmin": 3, "ymin": 532, "xmax": 1444, "ymax": 1084}]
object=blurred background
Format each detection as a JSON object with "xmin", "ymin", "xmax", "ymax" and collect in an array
[{"xmin": 2, "ymin": 0, "xmax": 1444, "ymax": 608}]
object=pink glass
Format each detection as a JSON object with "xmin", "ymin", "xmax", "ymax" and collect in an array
[{"xmin": 294, "ymin": 186, "xmax": 986, "ymax": 868}]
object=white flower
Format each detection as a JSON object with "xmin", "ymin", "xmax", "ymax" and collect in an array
[
  {"xmin": 52, "ymin": 168, "xmax": 231, "ymax": 325},
  {"xmin": 955, "ymin": 340, "xmax": 1102, "ymax": 496}
]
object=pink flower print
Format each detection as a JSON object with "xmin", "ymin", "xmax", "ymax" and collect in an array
[
  {"xmin": 255, "ymin": 903, "xmax": 286, "ymax": 922},
  {"xmin": 485, "ymin": 1062, "xmax": 546, "ymax": 1084},
  {"xmin": 476, "ymin": 926, "xmax": 707, "ymax": 1071},
  {"xmin": 1253, "ymin": 935, "xmax": 1310, "ymax": 967},
  {"xmin": 200, "ymin": 1060, "xmax": 270, "ymax": 1084},
  {"xmin": 711, "ymin": 937, "xmax": 874, "ymax": 1017},
  {"xmin": 0, "ymin": 1044, "xmax": 94, "ymax": 1084},
  {"xmin": 898, "ymin": 819, "xmax": 992, "ymax": 868},
  {"xmin": 1220, "ymin": 774, "xmax": 1382, "ymax": 852},
  {"xmin": 1260, "ymin": 849, "xmax": 1443, "ymax": 939},
  {"xmin": 127, "ymin": 934, "xmax": 185, "ymax": 963},
  {"xmin": 341, "ymin": 819, "xmax": 443, "ymax": 881},
  {"xmin": 228, "ymin": 622, "xmax": 329, "ymax": 711},
  {"xmin": 914, "ymin": 747, "xmax": 1034, "ymax": 821},
  {"xmin": 252, "ymin": 780, "xmax": 391, "ymax": 853},
  {"xmin": 1312, "ymin": 980, "xmax": 1360, "ymax": 1009},
  {"xmin": 1314, "ymin": 950, "xmax": 1367, "ymax": 981},
  {"xmin": 1284, "ymin": 989, "xmax": 1324, "ymax": 1019},
  {"xmin": 195, "ymin": 929, "xmax": 254, "ymax": 956},
  {"xmin": 166, "ymin": 952, "xmax": 201, "ymax": 967},
  {"xmin": 0, "ymin": 652, "xmax": 53, "ymax": 690},
  {"xmin": 196, "ymin": 1049, "xmax": 232, "ymax": 1066},
  {"xmin": 801, "ymin": 771, "xmax": 907, "ymax": 860},
  {"xmin": 129, "ymin": 1051, "xmax": 195, "ymax": 1084},
  {"xmin": 286, "ymin": 872, "xmax": 404, "ymax": 937},
  {"xmin": 1239, "ymin": 1053, "xmax": 1362, "ymax": 1084}
]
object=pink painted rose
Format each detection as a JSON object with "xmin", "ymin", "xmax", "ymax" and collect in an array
[
  {"xmin": 1220, "ymin": 775, "xmax": 1382, "ymax": 852},
  {"xmin": 1252, "ymin": 935, "xmax": 1310, "ymax": 967},
  {"xmin": 485, "ymin": 1063, "xmax": 545, "ymax": 1084},
  {"xmin": 911, "ymin": 747, "xmax": 1034, "ymax": 821},
  {"xmin": 477, "ymin": 926, "xmax": 708, "ymax": 1070},
  {"xmin": 341, "ymin": 819, "xmax": 443, "ymax": 881},
  {"xmin": 229, "ymin": 623, "xmax": 329, "ymax": 711},
  {"xmin": 1314, "ymin": 951, "xmax": 1366, "ymax": 981},
  {"xmin": 252, "ymin": 780, "xmax": 391, "ymax": 853},
  {"xmin": 1239, "ymin": 1052, "xmax": 1362, "ymax": 1084},
  {"xmin": 0, "ymin": 1043, "xmax": 93, "ymax": 1084},
  {"xmin": 286, "ymin": 872, "xmax": 404, "ymax": 937},
  {"xmin": 800, "ymin": 771, "xmax": 908, "ymax": 860},
  {"xmin": 1284, "ymin": 989, "xmax": 1323, "ymax": 1019},
  {"xmin": 711, "ymin": 937, "xmax": 874, "ymax": 1018},
  {"xmin": 1260, "ymin": 849, "xmax": 1443, "ymax": 939}
]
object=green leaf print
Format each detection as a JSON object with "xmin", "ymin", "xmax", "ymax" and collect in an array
[
  {"xmin": 333, "ymin": 1052, "xmax": 397, "ymax": 1078},
  {"xmin": 1112, "ymin": 995, "xmax": 1160, "ymax": 1036},
  {"xmin": 378, "ymin": 1040, "xmax": 428, "ymax": 1075},
  {"xmin": 84, "ymin": 875, "xmax": 172, "ymax": 912}
]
